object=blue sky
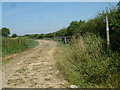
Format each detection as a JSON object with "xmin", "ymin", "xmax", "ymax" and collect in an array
[
  {"xmin": 0, "ymin": 2, "xmax": 2, "ymax": 29},
  {"xmin": 2, "ymin": 2, "xmax": 118, "ymax": 35}
]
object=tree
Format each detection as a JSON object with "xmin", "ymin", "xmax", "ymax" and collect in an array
[
  {"xmin": 117, "ymin": 1, "xmax": 120, "ymax": 9},
  {"xmin": 0, "ymin": 29, "xmax": 2, "ymax": 36},
  {"xmin": 36, "ymin": 34, "xmax": 44, "ymax": 39},
  {"xmin": 1, "ymin": 27, "xmax": 10, "ymax": 36},
  {"xmin": 12, "ymin": 33, "xmax": 17, "ymax": 38},
  {"xmin": 66, "ymin": 21, "xmax": 79, "ymax": 36}
]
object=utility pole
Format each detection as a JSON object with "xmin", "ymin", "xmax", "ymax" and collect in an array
[{"xmin": 106, "ymin": 15, "xmax": 110, "ymax": 50}]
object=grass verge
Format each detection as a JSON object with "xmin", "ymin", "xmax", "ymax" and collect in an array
[
  {"xmin": 55, "ymin": 34, "xmax": 119, "ymax": 88},
  {"xmin": 2, "ymin": 37, "xmax": 39, "ymax": 56}
]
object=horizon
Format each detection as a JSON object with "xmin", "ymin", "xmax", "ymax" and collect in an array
[{"xmin": 2, "ymin": 2, "xmax": 118, "ymax": 35}]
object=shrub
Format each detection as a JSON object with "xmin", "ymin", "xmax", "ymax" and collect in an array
[
  {"xmin": 12, "ymin": 34, "xmax": 17, "ymax": 38},
  {"xmin": 55, "ymin": 34, "xmax": 119, "ymax": 88},
  {"xmin": 2, "ymin": 37, "xmax": 39, "ymax": 56}
]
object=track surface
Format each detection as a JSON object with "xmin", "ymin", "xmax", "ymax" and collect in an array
[{"xmin": 2, "ymin": 40, "xmax": 68, "ymax": 88}]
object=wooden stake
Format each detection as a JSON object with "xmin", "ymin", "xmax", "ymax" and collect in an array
[{"xmin": 106, "ymin": 15, "xmax": 110, "ymax": 50}]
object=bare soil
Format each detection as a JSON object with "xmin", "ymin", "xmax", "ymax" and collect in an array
[{"xmin": 2, "ymin": 40, "xmax": 68, "ymax": 88}]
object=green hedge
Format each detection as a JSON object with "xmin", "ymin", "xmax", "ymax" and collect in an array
[{"xmin": 2, "ymin": 37, "xmax": 39, "ymax": 56}]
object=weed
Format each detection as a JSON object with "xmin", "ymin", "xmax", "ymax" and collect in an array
[
  {"xmin": 16, "ymin": 68, "xmax": 26, "ymax": 74},
  {"xmin": 45, "ymin": 77, "xmax": 51, "ymax": 81},
  {"xmin": 2, "ymin": 37, "xmax": 39, "ymax": 56},
  {"xmin": 55, "ymin": 34, "xmax": 119, "ymax": 88}
]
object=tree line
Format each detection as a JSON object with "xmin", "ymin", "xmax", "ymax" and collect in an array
[
  {"xmin": 24, "ymin": 2, "xmax": 120, "ymax": 52},
  {"xmin": 1, "ymin": 2, "xmax": 120, "ymax": 52},
  {"xmin": 0, "ymin": 27, "xmax": 17, "ymax": 38}
]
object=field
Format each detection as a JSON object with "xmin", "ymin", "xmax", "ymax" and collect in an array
[{"xmin": 2, "ymin": 37, "xmax": 39, "ymax": 56}]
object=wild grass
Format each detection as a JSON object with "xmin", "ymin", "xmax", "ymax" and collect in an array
[
  {"xmin": 55, "ymin": 34, "xmax": 119, "ymax": 88},
  {"xmin": 0, "ymin": 36, "xmax": 2, "ymax": 58},
  {"xmin": 2, "ymin": 37, "xmax": 39, "ymax": 56}
]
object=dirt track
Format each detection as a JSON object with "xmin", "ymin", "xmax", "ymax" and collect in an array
[{"xmin": 2, "ymin": 40, "xmax": 68, "ymax": 88}]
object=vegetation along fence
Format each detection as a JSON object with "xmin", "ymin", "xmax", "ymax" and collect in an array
[{"xmin": 52, "ymin": 36, "xmax": 75, "ymax": 44}]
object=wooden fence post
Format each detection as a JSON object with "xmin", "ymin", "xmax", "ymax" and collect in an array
[
  {"xmin": 17, "ymin": 39, "xmax": 20, "ymax": 45},
  {"xmin": 106, "ymin": 15, "xmax": 110, "ymax": 51}
]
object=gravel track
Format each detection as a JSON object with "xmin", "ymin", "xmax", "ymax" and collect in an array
[{"xmin": 2, "ymin": 40, "xmax": 68, "ymax": 88}]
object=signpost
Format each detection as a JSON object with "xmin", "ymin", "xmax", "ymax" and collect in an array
[{"xmin": 105, "ymin": 15, "xmax": 110, "ymax": 51}]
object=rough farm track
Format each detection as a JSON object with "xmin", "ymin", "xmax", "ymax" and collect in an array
[{"xmin": 2, "ymin": 40, "xmax": 68, "ymax": 88}]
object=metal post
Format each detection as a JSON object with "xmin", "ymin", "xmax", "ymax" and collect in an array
[
  {"xmin": 64, "ymin": 37, "xmax": 67, "ymax": 44},
  {"xmin": 106, "ymin": 15, "xmax": 110, "ymax": 50}
]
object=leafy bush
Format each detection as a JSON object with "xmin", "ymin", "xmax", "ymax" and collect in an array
[
  {"xmin": 0, "ymin": 27, "xmax": 10, "ymax": 36},
  {"xmin": 12, "ymin": 34, "xmax": 17, "ymax": 38}
]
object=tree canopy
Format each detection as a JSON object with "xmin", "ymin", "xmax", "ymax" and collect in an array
[
  {"xmin": 12, "ymin": 33, "xmax": 17, "ymax": 38},
  {"xmin": 24, "ymin": 2, "xmax": 120, "ymax": 52},
  {"xmin": 0, "ymin": 27, "xmax": 10, "ymax": 36}
]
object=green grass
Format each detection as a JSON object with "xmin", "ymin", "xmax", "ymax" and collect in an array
[
  {"xmin": 55, "ymin": 34, "xmax": 119, "ymax": 88},
  {"xmin": 2, "ymin": 37, "xmax": 39, "ymax": 56},
  {"xmin": 0, "ymin": 36, "xmax": 2, "ymax": 58}
]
